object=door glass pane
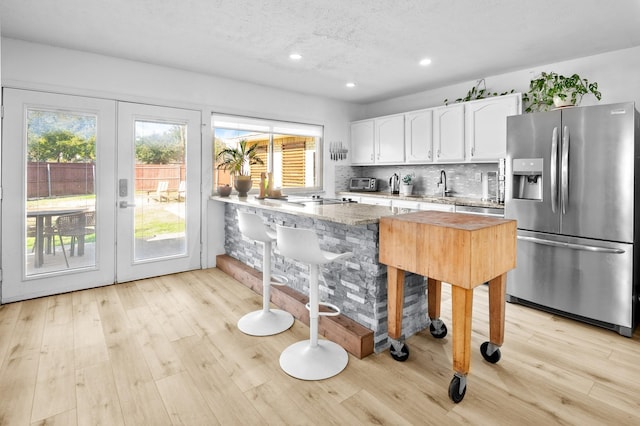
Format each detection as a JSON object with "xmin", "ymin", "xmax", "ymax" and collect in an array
[
  {"xmin": 133, "ymin": 120, "xmax": 186, "ymax": 261},
  {"xmin": 25, "ymin": 109, "xmax": 97, "ymax": 275}
]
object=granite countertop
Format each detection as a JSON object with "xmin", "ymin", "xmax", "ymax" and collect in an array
[
  {"xmin": 338, "ymin": 191, "xmax": 504, "ymax": 209},
  {"xmin": 210, "ymin": 195, "xmax": 415, "ymax": 226}
]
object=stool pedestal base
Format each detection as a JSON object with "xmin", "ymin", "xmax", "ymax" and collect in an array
[
  {"xmin": 237, "ymin": 309, "xmax": 294, "ymax": 336},
  {"xmin": 279, "ymin": 339, "xmax": 348, "ymax": 380}
]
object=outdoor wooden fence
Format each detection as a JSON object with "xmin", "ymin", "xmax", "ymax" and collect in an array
[{"xmin": 27, "ymin": 163, "xmax": 186, "ymax": 198}]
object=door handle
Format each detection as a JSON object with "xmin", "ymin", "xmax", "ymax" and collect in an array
[
  {"xmin": 550, "ymin": 127, "xmax": 558, "ymax": 213},
  {"xmin": 119, "ymin": 201, "xmax": 136, "ymax": 208},
  {"xmin": 561, "ymin": 126, "xmax": 569, "ymax": 214},
  {"xmin": 517, "ymin": 235, "xmax": 625, "ymax": 254}
]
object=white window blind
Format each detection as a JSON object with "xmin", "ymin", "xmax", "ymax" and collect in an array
[{"xmin": 212, "ymin": 114, "xmax": 323, "ymax": 137}]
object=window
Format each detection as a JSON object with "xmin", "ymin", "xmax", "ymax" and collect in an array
[{"xmin": 212, "ymin": 114, "xmax": 322, "ymax": 192}]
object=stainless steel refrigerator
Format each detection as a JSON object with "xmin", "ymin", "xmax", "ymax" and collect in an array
[{"xmin": 505, "ymin": 102, "xmax": 639, "ymax": 337}]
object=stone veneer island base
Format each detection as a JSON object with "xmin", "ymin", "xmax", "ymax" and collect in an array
[{"xmin": 215, "ymin": 197, "xmax": 428, "ymax": 356}]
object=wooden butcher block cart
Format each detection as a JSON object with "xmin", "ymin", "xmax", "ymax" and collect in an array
[{"xmin": 380, "ymin": 210, "xmax": 516, "ymax": 403}]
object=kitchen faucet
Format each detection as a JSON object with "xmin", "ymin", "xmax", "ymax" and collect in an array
[{"xmin": 438, "ymin": 170, "xmax": 447, "ymax": 197}]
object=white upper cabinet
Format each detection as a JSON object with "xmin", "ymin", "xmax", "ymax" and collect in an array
[
  {"xmin": 433, "ymin": 103, "xmax": 465, "ymax": 162},
  {"xmin": 374, "ymin": 114, "xmax": 405, "ymax": 164},
  {"xmin": 465, "ymin": 93, "xmax": 521, "ymax": 161},
  {"xmin": 404, "ymin": 109, "xmax": 433, "ymax": 163},
  {"xmin": 350, "ymin": 115, "xmax": 404, "ymax": 165},
  {"xmin": 349, "ymin": 93, "xmax": 521, "ymax": 165},
  {"xmin": 350, "ymin": 119, "xmax": 375, "ymax": 165}
]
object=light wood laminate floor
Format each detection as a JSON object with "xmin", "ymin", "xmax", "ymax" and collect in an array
[{"xmin": 1, "ymin": 268, "xmax": 639, "ymax": 425}]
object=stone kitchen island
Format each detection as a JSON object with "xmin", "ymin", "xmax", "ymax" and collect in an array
[{"xmin": 211, "ymin": 195, "xmax": 428, "ymax": 356}]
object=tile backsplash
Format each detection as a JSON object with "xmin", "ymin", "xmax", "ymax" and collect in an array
[{"xmin": 335, "ymin": 163, "xmax": 501, "ymax": 200}]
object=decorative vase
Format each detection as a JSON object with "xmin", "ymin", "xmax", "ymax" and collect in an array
[
  {"xmin": 217, "ymin": 185, "xmax": 232, "ymax": 197},
  {"xmin": 400, "ymin": 184, "xmax": 413, "ymax": 196},
  {"xmin": 553, "ymin": 95, "xmax": 574, "ymax": 108},
  {"xmin": 234, "ymin": 176, "xmax": 253, "ymax": 197}
]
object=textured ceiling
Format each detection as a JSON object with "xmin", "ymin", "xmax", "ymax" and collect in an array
[{"xmin": 2, "ymin": 0, "xmax": 640, "ymax": 103}]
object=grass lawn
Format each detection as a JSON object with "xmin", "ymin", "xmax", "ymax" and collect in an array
[{"xmin": 26, "ymin": 193, "xmax": 185, "ymax": 247}]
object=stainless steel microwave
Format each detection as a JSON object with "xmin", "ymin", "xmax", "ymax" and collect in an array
[{"xmin": 349, "ymin": 177, "xmax": 377, "ymax": 192}]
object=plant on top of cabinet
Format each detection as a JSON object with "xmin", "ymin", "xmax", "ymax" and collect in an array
[
  {"xmin": 523, "ymin": 72, "xmax": 602, "ymax": 113},
  {"xmin": 444, "ymin": 79, "xmax": 516, "ymax": 105}
]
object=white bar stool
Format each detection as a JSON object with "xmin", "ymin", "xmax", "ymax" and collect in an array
[
  {"xmin": 276, "ymin": 225, "xmax": 353, "ymax": 380},
  {"xmin": 236, "ymin": 211, "xmax": 294, "ymax": 336}
]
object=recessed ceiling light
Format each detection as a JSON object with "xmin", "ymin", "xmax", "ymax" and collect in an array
[
  {"xmin": 346, "ymin": 82, "xmax": 356, "ymax": 88},
  {"xmin": 289, "ymin": 53, "xmax": 302, "ymax": 60},
  {"xmin": 419, "ymin": 58, "xmax": 432, "ymax": 66}
]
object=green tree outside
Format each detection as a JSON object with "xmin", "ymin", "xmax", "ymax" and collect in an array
[
  {"xmin": 27, "ymin": 130, "xmax": 95, "ymax": 162},
  {"xmin": 135, "ymin": 124, "xmax": 185, "ymax": 164}
]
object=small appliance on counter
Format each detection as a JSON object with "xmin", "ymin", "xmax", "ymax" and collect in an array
[
  {"xmin": 389, "ymin": 173, "xmax": 400, "ymax": 194},
  {"xmin": 349, "ymin": 177, "xmax": 378, "ymax": 192}
]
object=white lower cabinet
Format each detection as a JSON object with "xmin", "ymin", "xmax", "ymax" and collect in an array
[
  {"xmin": 359, "ymin": 196, "xmax": 392, "ymax": 206},
  {"xmin": 391, "ymin": 199, "xmax": 454, "ymax": 211},
  {"xmin": 391, "ymin": 199, "xmax": 422, "ymax": 210},
  {"xmin": 419, "ymin": 201, "xmax": 454, "ymax": 212}
]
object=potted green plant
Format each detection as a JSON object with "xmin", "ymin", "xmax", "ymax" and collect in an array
[
  {"xmin": 444, "ymin": 78, "xmax": 515, "ymax": 105},
  {"xmin": 400, "ymin": 173, "xmax": 414, "ymax": 196},
  {"xmin": 215, "ymin": 139, "xmax": 264, "ymax": 197},
  {"xmin": 523, "ymin": 72, "xmax": 602, "ymax": 113}
]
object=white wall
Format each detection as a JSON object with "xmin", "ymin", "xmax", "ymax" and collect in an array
[
  {"xmin": 1, "ymin": 38, "xmax": 361, "ymax": 192},
  {"xmin": 362, "ymin": 46, "xmax": 640, "ymax": 118},
  {"xmin": 1, "ymin": 38, "xmax": 364, "ymax": 267}
]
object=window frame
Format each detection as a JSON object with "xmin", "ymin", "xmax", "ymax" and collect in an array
[{"xmin": 212, "ymin": 114, "xmax": 323, "ymax": 194}]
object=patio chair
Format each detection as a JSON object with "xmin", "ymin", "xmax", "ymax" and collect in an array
[
  {"xmin": 176, "ymin": 180, "xmax": 186, "ymax": 201},
  {"xmin": 56, "ymin": 211, "xmax": 95, "ymax": 267},
  {"xmin": 27, "ymin": 217, "xmax": 57, "ymax": 255},
  {"xmin": 148, "ymin": 181, "xmax": 170, "ymax": 202}
]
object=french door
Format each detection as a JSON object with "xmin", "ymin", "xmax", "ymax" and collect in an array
[
  {"xmin": 1, "ymin": 89, "xmax": 201, "ymax": 302},
  {"xmin": 115, "ymin": 102, "xmax": 201, "ymax": 283}
]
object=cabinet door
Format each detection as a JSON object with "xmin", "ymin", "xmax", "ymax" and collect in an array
[
  {"xmin": 374, "ymin": 115, "xmax": 405, "ymax": 164},
  {"xmin": 359, "ymin": 196, "xmax": 392, "ymax": 206},
  {"xmin": 465, "ymin": 94, "xmax": 521, "ymax": 161},
  {"xmin": 433, "ymin": 104, "xmax": 465, "ymax": 162},
  {"xmin": 392, "ymin": 199, "xmax": 421, "ymax": 210},
  {"xmin": 405, "ymin": 109, "xmax": 433, "ymax": 163},
  {"xmin": 420, "ymin": 202, "xmax": 454, "ymax": 212},
  {"xmin": 350, "ymin": 120, "xmax": 375, "ymax": 164}
]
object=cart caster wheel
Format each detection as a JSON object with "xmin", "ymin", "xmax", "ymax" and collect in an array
[
  {"xmin": 448, "ymin": 375, "xmax": 467, "ymax": 403},
  {"xmin": 390, "ymin": 343, "xmax": 410, "ymax": 362},
  {"xmin": 480, "ymin": 341, "xmax": 501, "ymax": 364},
  {"xmin": 429, "ymin": 321, "xmax": 448, "ymax": 339}
]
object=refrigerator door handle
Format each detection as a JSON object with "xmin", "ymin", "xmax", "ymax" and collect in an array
[
  {"xmin": 550, "ymin": 127, "xmax": 558, "ymax": 213},
  {"xmin": 561, "ymin": 125, "xmax": 570, "ymax": 214},
  {"xmin": 517, "ymin": 235, "xmax": 626, "ymax": 254}
]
